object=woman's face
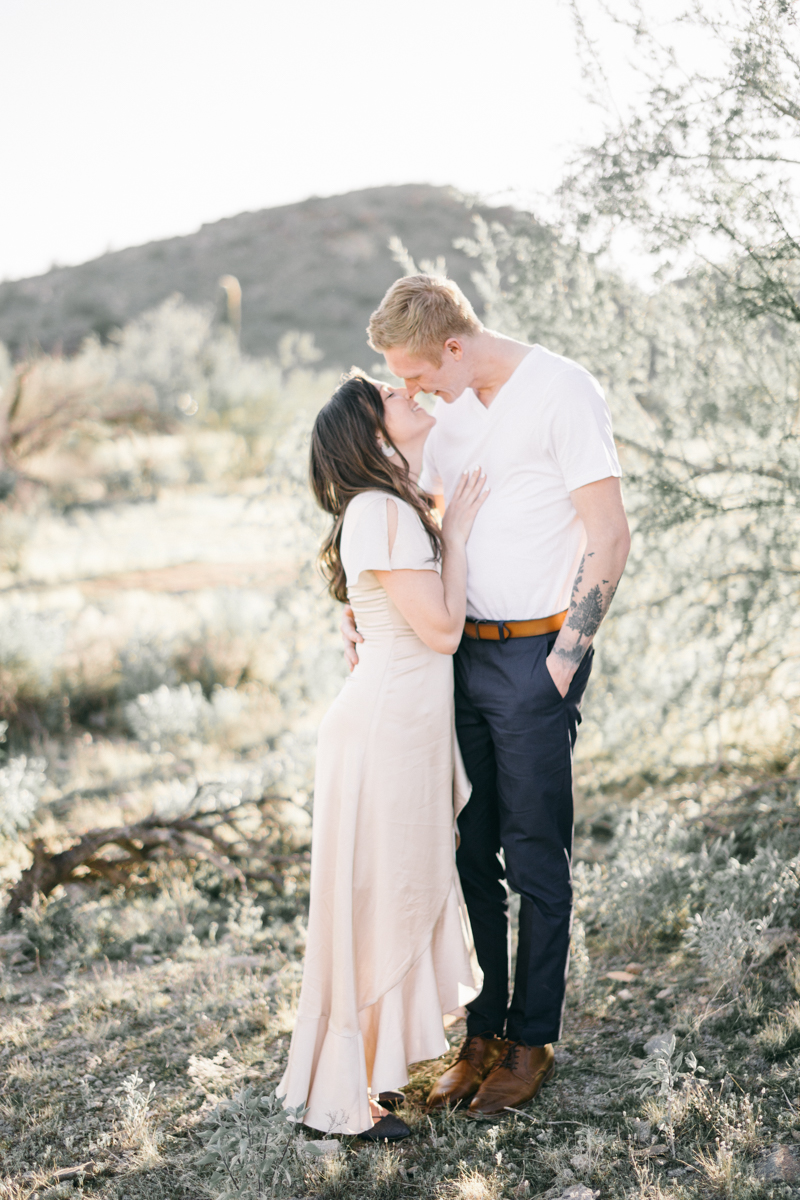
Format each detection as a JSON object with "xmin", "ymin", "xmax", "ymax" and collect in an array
[{"xmin": 379, "ymin": 382, "xmax": 435, "ymax": 456}]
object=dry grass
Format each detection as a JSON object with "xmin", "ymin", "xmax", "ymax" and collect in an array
[
  {"xmin": 1, "ymin": 313, "xmax": 799, "ymax": 1199},
  {"xmin": 2, "ymin": 697, "xmax": 800, "ymax": 1200},
  {"xmin": 2, "ymin": 808, "xmax": 800, "ymax": 1200}
]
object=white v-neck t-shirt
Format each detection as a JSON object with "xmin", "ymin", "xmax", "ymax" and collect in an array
[{"xmin": 418, "ymin": 344, "xmax": 622, "ymax": 622}]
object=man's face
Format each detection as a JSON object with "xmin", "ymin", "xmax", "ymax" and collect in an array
[{"xmin": 383, "ymin": 339, "xmax": 470, "ymax": 404}]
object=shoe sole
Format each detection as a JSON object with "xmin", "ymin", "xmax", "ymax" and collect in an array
[
  {"xmin": 466, "ymin": 1061, "xmax": 556, "ymax": 1119},
  {"xmin": 358, "ymin": 1127, "xmax": 412, "ymax": 1142}
]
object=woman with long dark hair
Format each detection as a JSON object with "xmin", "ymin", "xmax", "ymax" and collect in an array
[{"xmin": 278, "ymin": 373, "xmax": 487, "ymax": 1139}]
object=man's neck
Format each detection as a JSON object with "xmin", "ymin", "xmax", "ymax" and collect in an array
[{"xmin": 468, "ymin": 330, "xmax": 531, "ymax": 408}]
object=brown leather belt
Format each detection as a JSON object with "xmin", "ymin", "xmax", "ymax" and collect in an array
[{"xmin": 464, "ymin": 610, "xmax": 567, "ymax": 641}]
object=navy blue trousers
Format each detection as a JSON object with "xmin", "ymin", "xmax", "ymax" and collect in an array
[{"xmin": 454, "ymin": 630, "xmax": 592, "ymax": 1046}]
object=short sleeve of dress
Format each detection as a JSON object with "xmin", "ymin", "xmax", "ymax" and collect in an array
[
  {"xmin": 340, "ymin": 491, "xmax": 438, "ymax": 587},
  {"xmin": 390, "ymin": 496, "xmax": 439, "ymax": 572}
]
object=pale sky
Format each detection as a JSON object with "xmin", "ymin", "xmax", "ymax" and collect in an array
[{"xmin": 1, "ymin": 0, "xmax": 628, "ymax": 282}]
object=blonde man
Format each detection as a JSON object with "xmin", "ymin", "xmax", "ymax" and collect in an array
[{"xmin": 343, "ymin": 274, "xmax": 630, "ymax": 1116}]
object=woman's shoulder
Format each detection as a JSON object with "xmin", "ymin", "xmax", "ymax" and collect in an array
[
  {"xmin": 343, "ymin": 490, "xmax": 419, "ymax": 527},
  {"xmin": 345, "ymin": 488, "xmax": 391, "ymax": 513},
  {"xmin": 341, "ymin": 489, "xmax": 436, "ymax": 584},
  {"xmin": 340, "ymin": 492, "xmax": 392, "ymax": 583},
  {"xmin": 342, "ymin": 490, "xmax": 388, "ymax": 535}
]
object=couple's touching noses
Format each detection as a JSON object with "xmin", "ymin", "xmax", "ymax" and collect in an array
[{"xmin": 278, "ymin": 275, "xmax": 631, "ymax": 1140}]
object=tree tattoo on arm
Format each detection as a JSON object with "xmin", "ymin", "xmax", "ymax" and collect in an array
[{"xmin": 554, "ymin": 553, "xmax": 620, "ymax": 668}]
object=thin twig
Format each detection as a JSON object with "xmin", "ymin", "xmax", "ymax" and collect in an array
[{"xmin": 504, "ymin": 1109, "xmax": 588, "ymax": 1124}]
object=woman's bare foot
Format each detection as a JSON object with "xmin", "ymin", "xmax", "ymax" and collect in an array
[{"xmin": 369, "ymin": 1095, "xmax": 388, "ymax": 1124}]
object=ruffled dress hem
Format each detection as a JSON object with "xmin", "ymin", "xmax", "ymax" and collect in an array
[{"xmin": 277, "ymin": 880, "xmax": 478, "ymax": 1135}]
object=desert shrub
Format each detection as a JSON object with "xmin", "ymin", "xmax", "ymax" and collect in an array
[
  {"xmin": 116, "ymin": 1069, "xmax": 156, "ymax": 1138},
  {"xmin": 683, "ymin": 909, "xmax": 769, "ymax": 993},
  {"xmin": 454, "ymin": 213, "xmax": 800, "ymax": 777},
  {"xmin": 8, "ymin": 863, "xmax": 307, "ymax": 966},
  {"xmin": 0, "ymin": 750, "xmax": 46, "ymax": 838},
  {"xmin": 15, "ymin": 889, "xmax": 84, "ymax": 956},
  {"xmin": 0, "ymin": 294, "xmax": 337, "ymax": 513},
  {"xmin": 12, "ymin": 879, "xmax": 211, "ymax": 963},
  {"xmin": 569, "ymin": 917, "xmax": 591, "ymax": 1002},
  {"xmin": 124, "ymin": 681, "xmax": 246, "ymax": 746},
  {"xmin": 196, "ymin": 1088, "xmax": 305, "ymax": 1199},
  {"xmin": 574, "ymin": 801, "xmax": 800, "ymax": 952},
  {"xmin": 0, "ymin": 509, "xmax": 34, "ymax": 574},
  {"xmin": 225, "ymin": 891, "xmax": 267, "ymax": 953},
  {"xmin": 56, "ymin": 293, "xmax": 283, "ymax": 430},
  {"xmin": 544, "ymin": 0, "xmax": 800, "ymax": 776},
  {"xmin": 682, "ymin": 1088, "xmax": 764, "ymax": 1154},
  {"xmin": 756, "ymin": 1001, "xmax": 800, "ymax": 1060},
  {"xmin": 694, "ymin": 1139, "xmax": 754, "ymax": 1199},
  {"xmin": 574, "ymin": 805, "xmax": 694, "ymax": 944},
  {"xmin": 116, "ymin": 636, "xmax": 179, "ymax": 700},
  {"xmin": 0, "ymin": 604, "xmax": 65, "ymax": 712},
  {"xmin": 702, "ymin": 846, "xmax": 800, "ymax": 926},
  {"xmin": 92, "ymin": 296, "xmax": 222, "ymax": 416},
  {"xmin": 786, "ymin": 955, "xmax": 800, "ymax": 996},
  {"xmin": 115, "ymin": 1069, "xmax": 162, "ymax": 1165}
]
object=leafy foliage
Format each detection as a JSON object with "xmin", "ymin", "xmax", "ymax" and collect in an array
[
  {"xmin": 635, "ymin": 1033, "xmax": 701, "ymax": 1156},
  {"xmin": 457, "ymin": 207, "xmax": 800, "ymax": 773},
  {"xmin": 124, "ymin": 682, "xmax": 246, "ymax": 746},
  {"xmin": 564, "ymin": 0, "xmax": 800, "ymax": 309},
  {"xmin": 0, "ymin": 750, "xmax": 46, "ymax": 838},
  {"xmin": 575, "ymin": 780, "xmax": 800, "ymax": 953},
  {"xmin": 684, "ymin": 908, "xmax": 773, "ymax": 992},
  {"xmin": 196, "ymin": 1088, "xmax": 305, "ymax": 1200}
]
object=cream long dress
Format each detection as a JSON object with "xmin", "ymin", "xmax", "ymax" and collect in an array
[{"xmin": 278, "ymin": 490, "xmax": 479, "ymax": 1135}]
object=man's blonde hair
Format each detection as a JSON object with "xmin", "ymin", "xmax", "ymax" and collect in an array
[{"xmin": 367, "ymin": 274, "xmax": 482, "ymax": 364}]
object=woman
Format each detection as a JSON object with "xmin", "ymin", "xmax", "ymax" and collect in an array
[{"xmin": 277, "ymin": 374, "xmax": 487, "ymax": 1139}]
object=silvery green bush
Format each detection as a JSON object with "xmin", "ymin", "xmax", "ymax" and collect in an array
[
  {"xmin": 197, "ymin": 1088, "xmax": 306, "ymax": 1200},
  {"xmin": 117, "ymin": 636, "xmax": 179, "ymax": 700},
  {"xmin": 703, "ymin": 845, "xmax": 800, "ymax": 926},
  {"xmin": 0, "ymin": 606, "xmax": 64, "ymax": 696},
  {"xmin": 453, "ymin": 214, "xmax": 800, "ymax": 775},
  {"xmin": 124, "ymin": 681, "xmax": 246, "ymax": 746},
  {"xmin": 574, "ymin": 798, "xmax": 800, "ymax": 952},
  {"xmin": 573, "ymin": 805, "xmax": 695, "ymax": 944},
  {"xmin": 0, "ymin": 753, "xmax": 46, "ymax": 839},
  {"xmin": 683, "ymin": 908, "xmax": 770, "ymax": 990},
  {"xmin": 80, "ymin": 293, "xmax": 326, "ymax": 428}
]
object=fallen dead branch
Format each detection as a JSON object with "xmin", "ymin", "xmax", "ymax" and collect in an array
[
  {"xmin": 694, "ymin": 774, "xmax": 800, "ymax": 833},
  {"xmin": 53, "ymin": 1162, "xmax": 106, "ymax": 1182},
  {"xmin": 7, "ymin": 804, "xmax": 308, "ymax": 915}
]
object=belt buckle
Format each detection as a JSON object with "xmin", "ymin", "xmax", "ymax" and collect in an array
[{"xmin": 474, "ymin": 619, "xmax": 510, "ymax": 642}]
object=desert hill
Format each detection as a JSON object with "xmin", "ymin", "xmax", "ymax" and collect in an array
[{"xmin": 0, "ymin": 184, "xmax": 520, "ymax": 367}]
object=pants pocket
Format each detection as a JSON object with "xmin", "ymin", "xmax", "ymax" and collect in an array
[{"xmin": 535, "ymin": 637, "xmax": 564, "ymax": 705}]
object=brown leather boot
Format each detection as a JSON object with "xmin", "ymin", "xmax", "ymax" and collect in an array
[
  {"xmin": 467, "ymin": 1041, "xmax": 555, "ymax": 1116},
  {"xmin": 426, "ymin": 1034, "xmax": 510, "ymax": 1110}
]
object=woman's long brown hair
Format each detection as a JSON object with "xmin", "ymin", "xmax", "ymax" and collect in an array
[{"xmin": 309, "ymin": 374, "xmax": 442, "ymax": 603}]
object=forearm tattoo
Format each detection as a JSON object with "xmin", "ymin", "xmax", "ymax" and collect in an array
[{"xmin": 553, "ymin": 553, "xmax": 619, "ymax": 668}]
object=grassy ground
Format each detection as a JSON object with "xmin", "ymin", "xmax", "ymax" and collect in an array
[{"xmin": 2, "ymin": 766, "xmax": 800, "ymax": 1200}]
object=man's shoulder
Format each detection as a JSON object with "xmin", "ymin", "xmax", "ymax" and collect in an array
[{"xmin": 527, "ymin": 344, "xmax": 603, "ymax": 397}]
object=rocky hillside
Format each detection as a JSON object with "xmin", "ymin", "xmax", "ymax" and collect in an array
[{"xmin": 0, "ymin": 185, "xmax": 520, "ymax": 367}]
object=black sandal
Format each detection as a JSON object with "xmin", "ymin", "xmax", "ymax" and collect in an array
[
  {"xmin": 377, "ymin": 1090, "xmax": 405, "ymax": 1111},
  {"xmin": 358, "ymin": 1114, "xmax": 411, "ymax": 1142}
]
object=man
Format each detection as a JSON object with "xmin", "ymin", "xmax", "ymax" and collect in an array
[{"xmin": 343, "ymin": 274, "xmax": 630, "ymax": 1116}]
